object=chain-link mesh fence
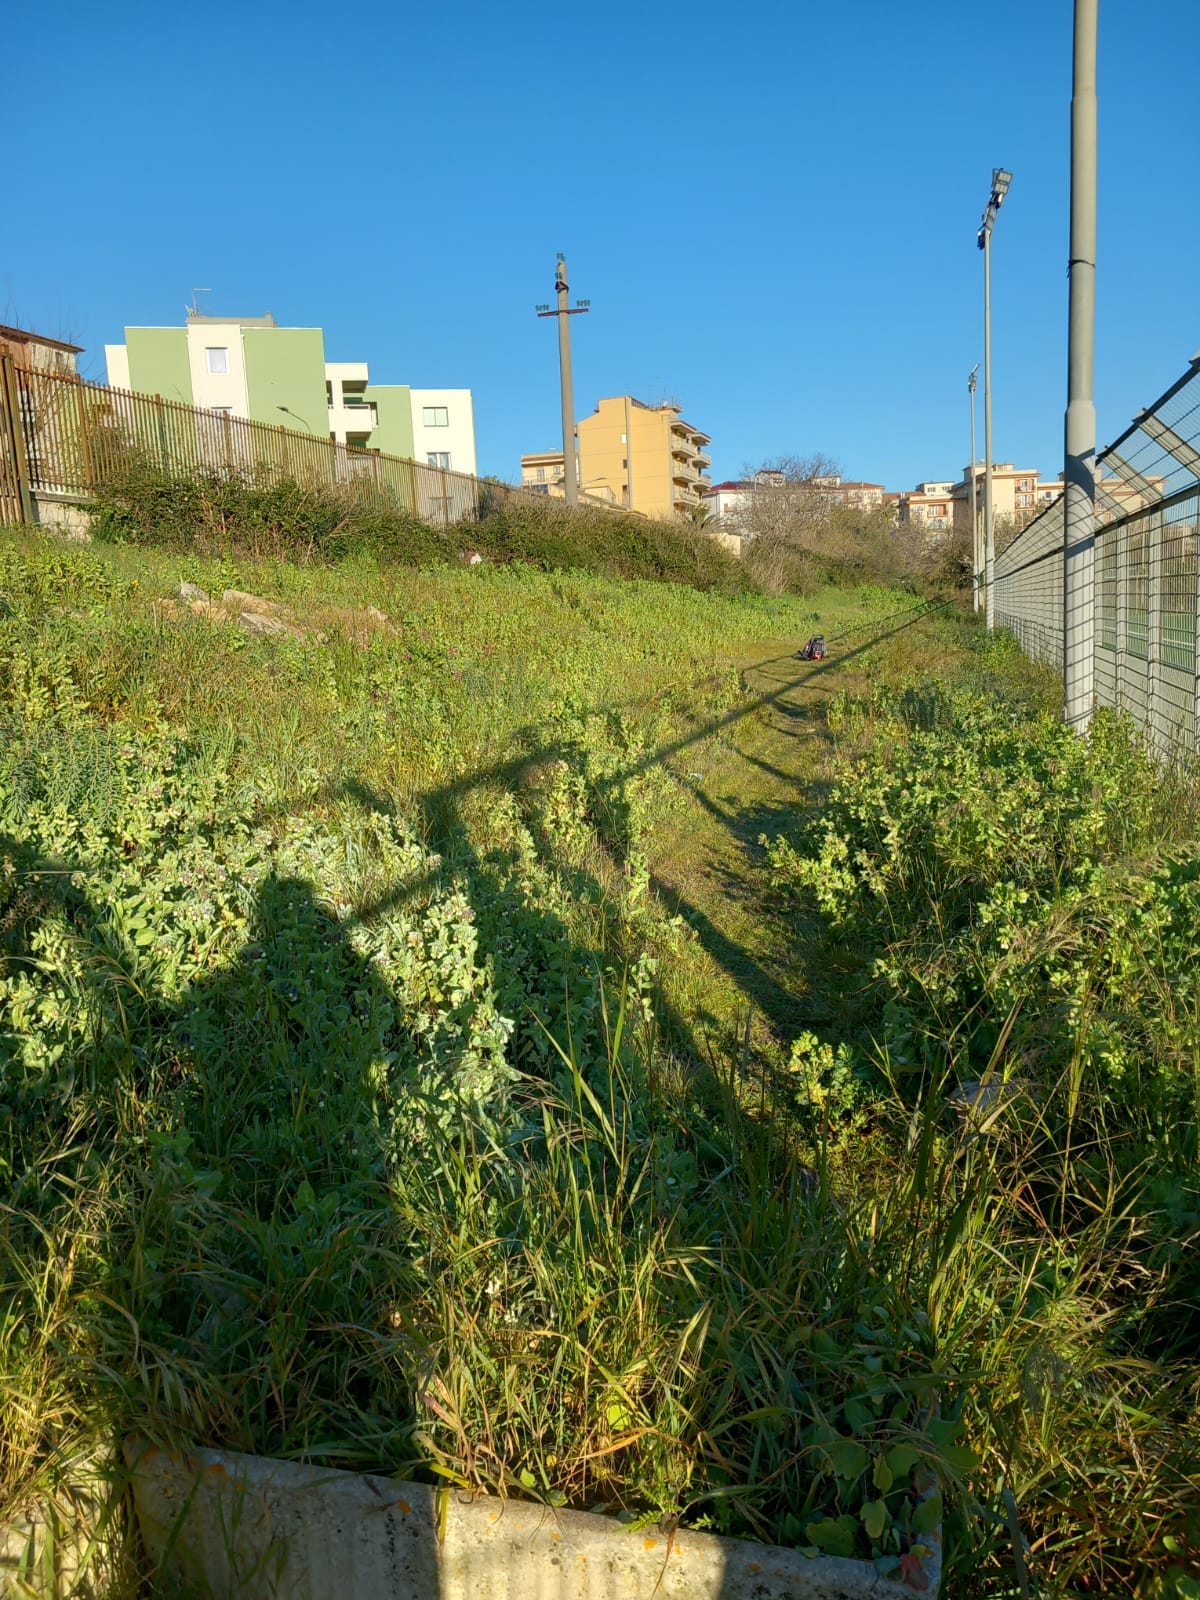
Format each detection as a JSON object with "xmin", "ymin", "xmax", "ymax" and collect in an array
[{"xmin": 993, "ymin": 357, "xmax": 1200, "ymax": 752}]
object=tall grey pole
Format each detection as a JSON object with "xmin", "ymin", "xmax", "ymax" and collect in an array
[
  {"xmin": 983, "ymin": 230, "xmax": 995, "ymax": 630},
  {"xmin": 969, "ymin": 366, "xmax": 980, "ymax": 613},
  {"xmin": 977, "ymin": 168, "xmax": 1012, "ymax": 627},
  {"xmin": 555, "ymin": 254, "xmax": 578, "ymax": 508},
  {"xmin": 1063, "ymin": 0, "xmax": 1098, "ymax": 732}
]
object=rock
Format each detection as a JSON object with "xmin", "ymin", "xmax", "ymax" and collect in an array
[
  {"xmin": 949, "ymin": 1076, "xmax": 1033, "ymax": 1138},
  {"xmin": 462, "ymin": 550, "xmax": 483, "ymax": 566},
  {"xmin": 179, "ymin": 581, "xmax": 210, "ymax": 603},
  {"xmin": 222, "ymin": 588, "xmax": 284, "ymax": 616},
  {"xmin": 238, "ymin": 611, "xmax": 298, "ymax": 639},
  {"xmin": 365, "ymin": 606, "xmax": 390, "ymax": 624}
]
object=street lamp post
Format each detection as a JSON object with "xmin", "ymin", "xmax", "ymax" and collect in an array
[
  {"xmin": 536, "ymin": 254, "xmax": 589, "ymax": 509},
  {"xmin": 276, "ymin": 404, "xmax": 314, "ymax": 434},
  {"xmin": 978, "ymin": 167, "xmax": 1013, "ymax": 631},
  {"xmin": 968, "ymin": 364, "xmax": 980, "ymax": 612}
]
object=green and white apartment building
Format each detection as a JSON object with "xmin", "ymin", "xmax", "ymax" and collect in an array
[{"xmin": 104, "ymin": 313, "xmax": 477, "ymax": 476}]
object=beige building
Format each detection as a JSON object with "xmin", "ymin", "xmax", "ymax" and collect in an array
[
  {"xmin": 949, "ymin": 463, "xmax": 1044, "ymax": 533},
  {"xmin": 576, "ymin": 396, "xmax": 712, "ymax": 519},
  {"xmin": 950, "ymin": 463, "xmax": 1165, "ymax": 534},
  {"xmin": 0, "ymin": 324, "xmax": 82, "ymax": 380},
  {"xmin": 897, "ymin": 481, "xmax": 956, "ymax": 533},
  {"xmin": 814, "ymin": 476, "xmax": 887, "ymax": 511},
  {"xmin": 520, "ymin": 450, "xmax": 567, "ymax": 495}
]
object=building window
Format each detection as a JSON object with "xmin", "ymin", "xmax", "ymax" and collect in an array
[
  {"xmin": 422, "ymin": 406, "xmax": 449, "ymax": 428},
  {"xmin": 206, "ymin": 347, "xmax": 229, "ymax": 375},
  {"xmin": 428, "ymin": 452, "xmax": 450, "ymax": 470},
  {"xmin": 536, "ymin": 467, "xmax": 546, "ymax": 482}
]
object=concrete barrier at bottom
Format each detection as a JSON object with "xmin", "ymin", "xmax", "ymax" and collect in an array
[{"xmin": 126, "ymin": 1440, "xmax": 941, "ymax": 1600}]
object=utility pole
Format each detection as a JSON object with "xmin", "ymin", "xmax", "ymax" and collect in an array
[
  {"xmin": 968, "ymin": 364, "xmax": 980, "ymax": 613},
  {"xmin": 1063, "ymin": 0, "xmax": 1098, "ymax": 733},
  {"xmin": 978, "ymin": 168, "xmax": 1013, "ymax": 631},
  {"xmin": 536, "ymin": 253, "xmax": 589, "ymax": 509}
]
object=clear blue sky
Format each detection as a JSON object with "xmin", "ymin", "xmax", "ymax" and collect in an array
[{"xmin": 8, "ymin": 0, "xmax": 1197, "ymax": 491}]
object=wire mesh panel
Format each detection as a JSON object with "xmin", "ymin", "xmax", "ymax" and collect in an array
[
  {"xmin": 993, "ymin": 497, "xmax": 1064, "ymax": 670},
  {"xmin": 991, "ymin": 360, "xmax": 1200, "ymax": 753}
]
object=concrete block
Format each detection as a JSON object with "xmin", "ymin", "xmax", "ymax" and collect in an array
[{"xmin": 126, "ymin": 1441, "xmax": 940, "ymax": 1600}]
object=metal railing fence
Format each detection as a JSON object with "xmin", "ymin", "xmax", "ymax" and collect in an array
[
  {"xmin": 0, "ymin": 360, "xmax": 606, "ymax": 531},
  {"xmin": 993, "ymin": 356, "xmax": 1200, "ymax": 753}
]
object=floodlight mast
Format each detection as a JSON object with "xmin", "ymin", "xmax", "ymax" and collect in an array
[
  {"xmin": 968, "ymin": 364, "xmax": 981, "ymax": 612},
  {"xmin": 535, "ymin": 253, "xmax": 589, "ymax": 508},
  {"xmin": 1063, "ymin": 0, "xmax": 1098, "ymax": 733},
  {"xmin": 978, "ymin": 167, "xmax": 1013, "ymax": 630}
]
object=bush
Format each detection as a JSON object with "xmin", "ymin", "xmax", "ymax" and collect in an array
[{"xmin": 89, "ymin": 462, "xmax": 747, "ymax": 593}]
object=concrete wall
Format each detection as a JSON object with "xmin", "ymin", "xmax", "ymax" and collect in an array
[
  {"xmin": 186, "ymin": 322, "xmax": 250, "ymax": 416},
  {"xmin": 242, "ymin": 327, "xmax": 328, "ymax": 434},
  {"xmin": 365, "ymin": 384, "xmax": 415, "ymax": 461},
  {"xmin": 31, "ymin": 491, "xmax": 91, "ymax": 540},
  {"xmin": 103, "ymin": 344, "xmax": 131, "ymax": 389}
]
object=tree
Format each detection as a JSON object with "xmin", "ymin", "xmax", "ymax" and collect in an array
[{"xmin": 727, "ymin": 452, "xmax": 841, "ymax": 551}]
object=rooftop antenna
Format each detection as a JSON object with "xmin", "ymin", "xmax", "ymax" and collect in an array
[{"xmin": 187, "ymin": 288, "xmax": 213, "ymax": 319}]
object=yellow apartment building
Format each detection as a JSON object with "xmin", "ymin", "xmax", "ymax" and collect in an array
[
  {"xmin": 576, "ymin": 396, "xmax": 712, "ymax": 519},
  {"xmin": 950, "ymin": 463, "xmax": 1043, "ymax": 533}
]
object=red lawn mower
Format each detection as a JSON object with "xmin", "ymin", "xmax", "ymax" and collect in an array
[{"xmin": 798, "ymin": 635, "xmax": 827, "ymax": 662}]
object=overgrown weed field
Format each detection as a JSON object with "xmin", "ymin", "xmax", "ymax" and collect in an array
[{"xmin": 1, "ymin": 528, "xmax": 1198, "ymax": 1598}]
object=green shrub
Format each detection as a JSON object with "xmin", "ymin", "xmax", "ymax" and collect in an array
[{"xmin": 88, "ymin": 462, "xmax": 747, "ymax": 592}]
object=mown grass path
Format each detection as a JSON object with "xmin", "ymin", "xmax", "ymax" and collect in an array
[
  {"xmin": 650, "ymin": 639, "xmax": 824, "ymax": 1045},
  {"xmin": 648, "ymin": 594, "xmax": 964, "ymax": 1064}
]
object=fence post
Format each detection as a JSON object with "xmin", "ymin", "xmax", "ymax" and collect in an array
[
  {"xmin": 1147, "ymin": 510, "xmax": 1162, "ymax": 750},
  {"xmin": 153, "ymin": 393, "xmax": 169, "ymax": 471},
  {"xmin": 73, "ymin": 373, "xmax": 95, "ymax": 492},
  {"xmin": 0, "ymin": 352, "xmax": 35, "ymax": 525},
  {"xmin": 1115, "ymin": 521, "xmax": 1127, "ymax": 711}
]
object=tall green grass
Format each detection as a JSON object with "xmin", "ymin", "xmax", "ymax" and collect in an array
[{"xmin": 2, "ymin": 533, "xmax": 1198, "ymax": 1597}]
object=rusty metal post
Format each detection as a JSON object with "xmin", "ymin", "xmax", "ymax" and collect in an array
[
  {"xmin": 153, "ymin": 393, "xmax": 169, "ymax": 472},
  {"xmin": 0, "ymin": 353, "xmax": 35, "ymax": 525},
  {"xmin": 73, "ymin": 374, "xmax": 95, "ymax": 492}
]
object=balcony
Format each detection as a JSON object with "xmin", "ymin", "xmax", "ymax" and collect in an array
[
  {"xmin": 694, "ymin": 450, "xmax": 711, "ymax": 469},
  {"xmin": 329, "ymin": 402, "xmax": 378, "ymax": 437}
]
